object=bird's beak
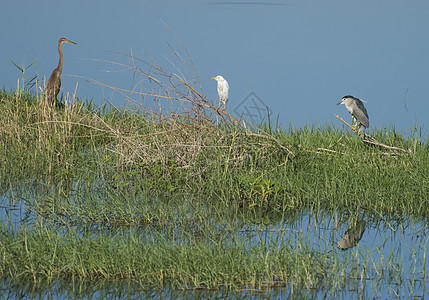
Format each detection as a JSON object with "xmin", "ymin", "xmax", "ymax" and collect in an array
[
  {"xmin": 66, "ymin": 40, "xmax": 77, "ymax": 45},
  {"xmin": 211, "ymin": 77, "xmax": 216, "ymax": 79},
  {"xmin": 336, "ymin": 100, "xmax": 343, "ymax": 105}
]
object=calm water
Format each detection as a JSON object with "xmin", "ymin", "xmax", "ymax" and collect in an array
[
  {"xmin": 2, "ymin": 1, "xmax": 429, "ymax": 298},
  {"xmin": 1, "ymin": 197, "xmax": 427, "ymax": 299},
  {"xmin": 1, "ymin": 1, "xmax": 429, "ymax": 138}
]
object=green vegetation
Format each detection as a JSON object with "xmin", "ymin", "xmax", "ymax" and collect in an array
[{"xmin": 0, "ymin": 81, "xmax": 428, "ymax": 295}]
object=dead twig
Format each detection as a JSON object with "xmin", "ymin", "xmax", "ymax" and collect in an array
[
  {"xmin": 361, "ymin": 135, "xmax": 409, "ymax": 153},
  {"xmin": 334, "ymin": 114, "xmax": 364, "ymax": 139},
  {"xmin": 335, "ymin": 114, "xmax": 408, "ymax": 154}
]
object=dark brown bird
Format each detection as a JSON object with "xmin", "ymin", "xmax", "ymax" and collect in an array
[{"xmin": 46, "ymin": 37, "xmax": 77, "ymax": 104}]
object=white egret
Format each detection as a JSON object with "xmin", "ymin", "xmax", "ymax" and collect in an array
[{"xmin": 211, "ymin": 75, "xmax": 229, "ymax": 110}]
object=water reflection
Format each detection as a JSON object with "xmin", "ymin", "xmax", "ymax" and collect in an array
[
  {"xmin": 336, "ymin": 219, "xmax": 366, "ymax": 250},
  {"xmin": 0, "ymin": 275, "xmax": 336, "ymax": 300},
  {"xmin": 0, "ymin": 193, "xmax": 428, "ymax": 299}
]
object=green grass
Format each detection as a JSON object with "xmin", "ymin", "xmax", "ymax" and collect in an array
[
  {"xmin": 0, "ymin": 88, "xmax": 428, "ymax": 294},
  {"xmin": 0, "ymin": 221, "xmax": 326, "ymax": 290}
]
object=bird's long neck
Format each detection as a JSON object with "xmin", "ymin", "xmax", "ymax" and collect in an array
[{"xmin": 56, "ymin": 41, "xmax": 63, "ymax": 73}]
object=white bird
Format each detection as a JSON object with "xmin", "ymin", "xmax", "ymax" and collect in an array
[{"xmin": 211, "ymin": 75, "xmax": 229, "ymax": 110}]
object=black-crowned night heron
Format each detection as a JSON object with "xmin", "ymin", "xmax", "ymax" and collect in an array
[
  {"xmin": 337, "ymin": 220, "xmax": 366, "ymax": 250},
  {"xmin": 211, "ymin": 75, "xmax": 229, "ymax": 110},
  {"xmin": 46, "ymin": 37, "xmax": 77, "ymax": 104},
  {"xmin": 337, "ymin": 95, "xmax": 369, "ymax": 133}
]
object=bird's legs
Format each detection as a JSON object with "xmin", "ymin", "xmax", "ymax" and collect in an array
[
  {"xmin": 353, "ymin": 118, "xmax": 364, "ymax": 136},
  {"xmin": 351, "ymin": 119, "xmax": 357, "ymax": 131},
  {"xmin": 350, "ymin": 116, "xmax": 361, "ymax": 133}
]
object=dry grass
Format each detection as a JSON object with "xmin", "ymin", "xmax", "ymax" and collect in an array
[{"xmin": 78, "ymin": 44, "xmax": 295, "ymax": 175}]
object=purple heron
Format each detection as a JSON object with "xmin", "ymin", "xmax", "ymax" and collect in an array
[{"xmin": 46, "ymin": 37, "xmax": 77, "ymax": 104}]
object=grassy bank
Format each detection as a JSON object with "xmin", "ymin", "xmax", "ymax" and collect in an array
[
  {"xmin": 0, "ymin": 87, "xmax": 428, "ymax": 293},
  {"xmin": 1, "ymin": 88, "xmax": 427, "ymax": 217}
]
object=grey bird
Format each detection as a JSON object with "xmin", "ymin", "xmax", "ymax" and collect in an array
[
  {"xmin": 337, "ymin": 95, "xmax": 369, "ymax": 133},
  {"xmin": 337, "ymin": 220, "xmax": 366, "ymax": 250}
]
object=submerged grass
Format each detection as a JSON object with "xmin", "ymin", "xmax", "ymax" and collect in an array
[
  {"xmin": 0, "ymin": 47, "xmax": 428, "ymax": 295},
  {"xmin": 0, "ymin": 220, "xmax": 327, "ymax": 290}
]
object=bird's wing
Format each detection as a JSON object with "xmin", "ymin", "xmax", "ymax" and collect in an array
[
  {"xmin": 355, "ymin": 99, "xmax": 368, "ymax": 115},
  {"xmin": 47, "ymin": 70, "xmax": 61, "ymax": 89},
  {"xmin": 46, "ymin": 69, "xmax": 62, "ymax": 101},
  {"xmin": 353, "ymin": 100, "xmax": 369, "ymax": 128},
  {"xmin": 219, "ymin": 90, "xmax": 228, "ymax": 100}
]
